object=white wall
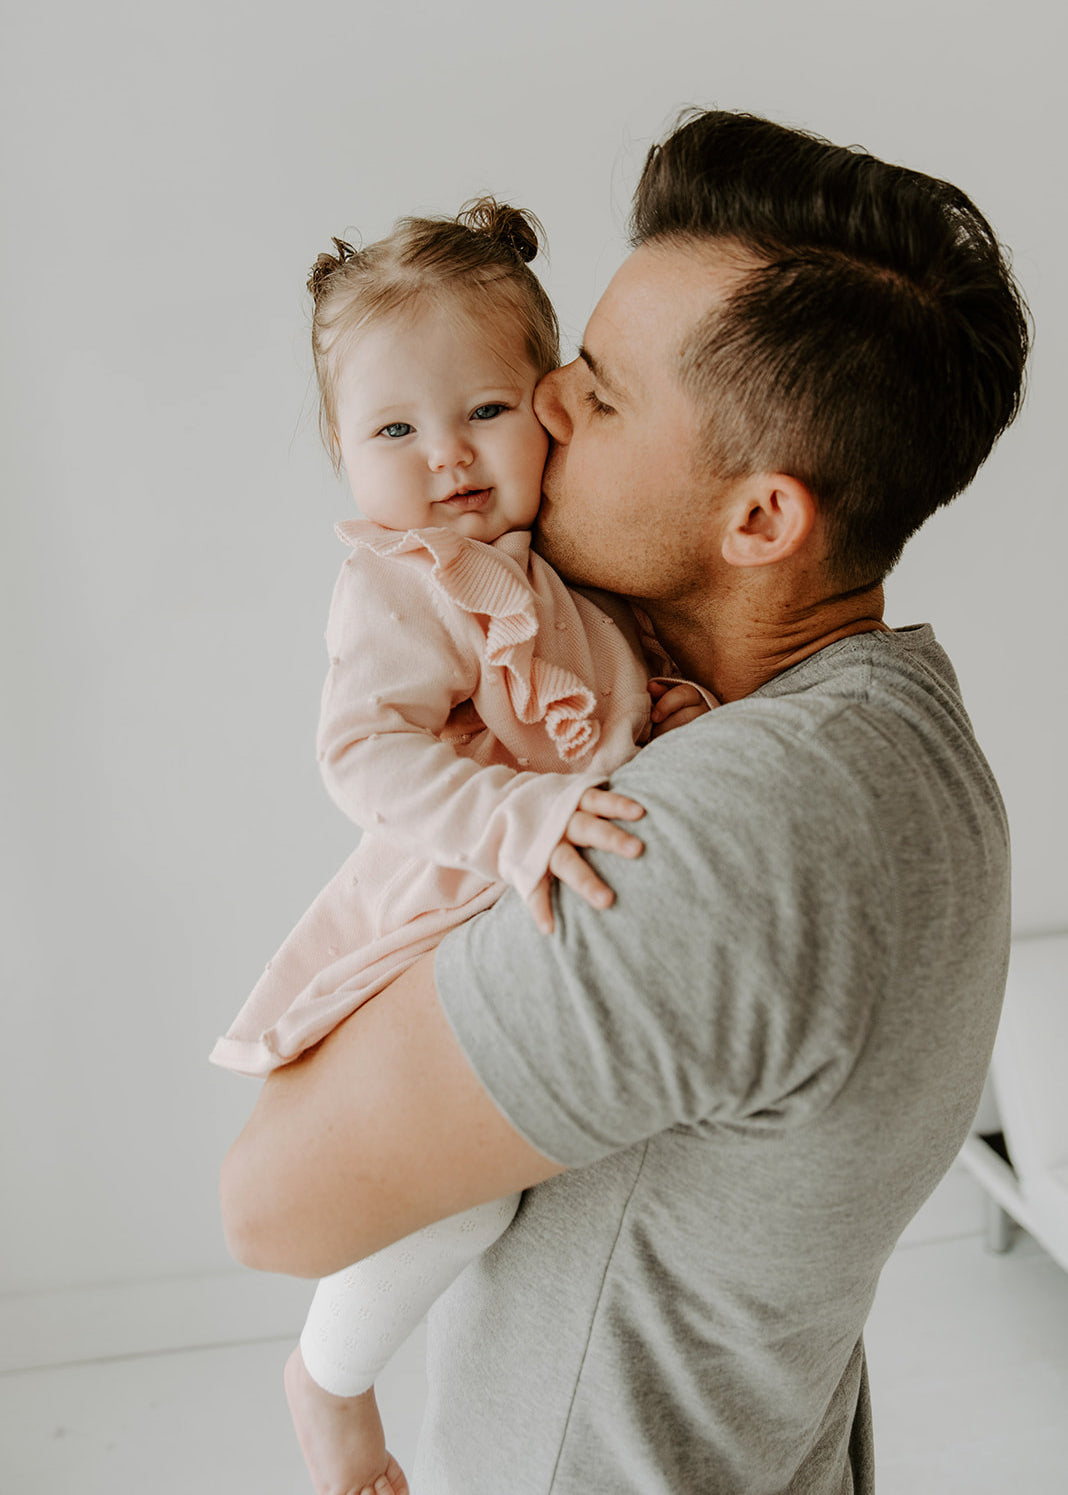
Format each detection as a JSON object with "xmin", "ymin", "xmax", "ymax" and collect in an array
[{"xmin": 2, "ymin": 0, "xmax": 1065, "ymax": 1327}]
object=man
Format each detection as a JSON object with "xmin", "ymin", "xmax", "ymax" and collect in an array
[{"xmin": 222, "ymin": 110, "xmax": 1029, "ymax": 1492}]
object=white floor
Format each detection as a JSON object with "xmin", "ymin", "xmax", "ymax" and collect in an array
[{"xmin": 4, "ymin": 1167, "xmax": 1068, "ymax": 1494}]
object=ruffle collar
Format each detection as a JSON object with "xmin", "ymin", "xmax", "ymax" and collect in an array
[{"xmin": 336, "ymin": 520, "xmax": 600, "ymax": 763}]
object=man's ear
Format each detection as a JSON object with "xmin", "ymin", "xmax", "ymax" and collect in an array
[{"xmin": 720, "ymin": 473, "xmax": 817, "ymax": 568}]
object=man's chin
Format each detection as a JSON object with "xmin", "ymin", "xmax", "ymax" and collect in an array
[
  {"xmin": 531, "ymin": 516, "xmax": 554, "ymax": 562},
  {"xmin": 532, "ymin": 517, "xmax": 575, "ymax": 576},
  {"xmin": 533, "ymin": 539, "xmax": 602, "ymax": 593}
]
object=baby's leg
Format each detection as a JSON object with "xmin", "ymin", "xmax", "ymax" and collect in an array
[{"xmin": 287, "ymin": 1194, "xmax": 521, "ymax": 1495}]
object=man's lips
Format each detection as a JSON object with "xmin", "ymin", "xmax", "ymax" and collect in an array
[{"xmin": 436, "ymin": 487, "xmax": 492, "ymax": 511}]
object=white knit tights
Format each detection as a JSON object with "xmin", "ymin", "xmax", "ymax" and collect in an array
[{"xmin": 299, "ymin": 1192, "xmax": 521, "ymax": 1396}]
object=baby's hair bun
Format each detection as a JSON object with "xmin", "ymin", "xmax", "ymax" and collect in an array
[
  {"xmin": 307, "ymin": 237, "xmax": 358, "ymax": 302},
  {"xmin": 458, "ymin": 197, "xmax": 544, "ymax": 265}
]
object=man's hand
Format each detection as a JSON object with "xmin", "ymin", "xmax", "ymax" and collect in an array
[
  {"xmin": 525, "ymin": 787, "xmax": 645, "ymax": 934},
  {"xmin": 649, "ymin": 679, "xmax": 712, "ymax": 738}
]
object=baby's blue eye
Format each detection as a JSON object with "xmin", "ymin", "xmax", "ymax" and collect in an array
[
  {"xmin": 379, "ymin": 422, "xmax": 413, "ymax": 439},
  {"xmin": 471, "ymin": 404, "xmax": 506, "ymax": 421}
]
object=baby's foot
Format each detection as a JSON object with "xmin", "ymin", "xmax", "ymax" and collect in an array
[{"xmin": 284, "ymin": 1344, "xmax": 409, "ymax": 1495}]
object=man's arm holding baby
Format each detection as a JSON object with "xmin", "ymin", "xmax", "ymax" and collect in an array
[
  {"xmin": 221, "ymin": 947, "xmax": 564, "ymax": 1279},
  {"xmin": 220, "ymin": 686, "xmax": 709, "ymax": 1278}
]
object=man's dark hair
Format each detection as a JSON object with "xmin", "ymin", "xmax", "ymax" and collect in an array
[{"xmin": 631, "ymin": 109, "xmax": 1030, "ymax": 588}]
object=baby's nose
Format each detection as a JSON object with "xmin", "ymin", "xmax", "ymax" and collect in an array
[{"xmin": 427, "ymin": 430, "xmax": 475, "ymax": 470}]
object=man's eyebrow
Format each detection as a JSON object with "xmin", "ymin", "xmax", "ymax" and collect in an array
[{"xmin": 578, "ymin": 345, "xmax": 625, "ymax": 400}]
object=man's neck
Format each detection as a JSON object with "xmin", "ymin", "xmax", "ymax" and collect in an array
[{"xmin": 645, "ymin": 581, "xmax": 888, "ymax": 704}]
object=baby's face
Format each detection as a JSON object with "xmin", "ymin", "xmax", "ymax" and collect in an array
[{"xmin": 333, "ymin": 301, "xmax": 548, "ymax": 541}]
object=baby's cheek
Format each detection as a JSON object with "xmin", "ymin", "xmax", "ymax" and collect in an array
[{"xmin": 521, "ymin": 413, "xmax": 550, "ymax": 468}]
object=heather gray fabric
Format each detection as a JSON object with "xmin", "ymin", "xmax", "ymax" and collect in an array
[{"xmin": 418, "ymin": 626, "xmax": 1010, "ymax": 1495}]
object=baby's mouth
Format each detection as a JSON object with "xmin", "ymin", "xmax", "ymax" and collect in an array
[{"xmin": 437, "ymin": 487, "xmax": 492, "ymax": 511}]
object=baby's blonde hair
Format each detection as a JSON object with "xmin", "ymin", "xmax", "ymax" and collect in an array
[{"xmin": 308, "ymin": 198, "xmax": 560, "ymax": 466}]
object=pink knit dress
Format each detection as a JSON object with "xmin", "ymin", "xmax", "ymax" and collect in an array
[{"xmin": 210, "ymin": 519, "xmax": 653, "ymax": 1078}]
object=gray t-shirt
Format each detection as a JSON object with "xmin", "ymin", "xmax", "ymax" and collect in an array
[{"xmin": 417, "ymin": 626, "xmax": 1010, "ymax": 1494}]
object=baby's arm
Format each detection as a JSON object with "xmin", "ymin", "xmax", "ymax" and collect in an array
[
  {"xmin": 319, "ymin": 548, "xmax": 642, "ymax": 903},
  {"xmin": 524, "ymin": 786, "xmax": 644, "ymax": 934},
  {"xmin": 525, "ymin": 684, "xmax": 711, "ymax": 932}
]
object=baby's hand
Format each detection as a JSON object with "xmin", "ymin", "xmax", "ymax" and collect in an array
[
  {"xmin": 648, "ymin": 679, "xmax": 712, "ymax": 738},
  {"xmin": 525, "ymin": 787, "xmax": 644, "ymax": 935}
]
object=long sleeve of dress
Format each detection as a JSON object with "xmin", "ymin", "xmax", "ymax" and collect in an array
[{"xmin": 317, "ymin": 533, "xmax": 614, "ymax": 901}]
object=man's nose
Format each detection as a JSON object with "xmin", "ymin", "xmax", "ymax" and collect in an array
[
  {"xmin": 533, "ymin": 365, "xmax": 573, "ymax": 443},
  {"xmin": 427, "ymin": 429, "xmax": 475, "ymax": 471}
]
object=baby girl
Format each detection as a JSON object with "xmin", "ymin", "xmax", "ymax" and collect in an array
[{"xmin": 212, "ymin": 197, "xmax": 708, "ymax": 1495}]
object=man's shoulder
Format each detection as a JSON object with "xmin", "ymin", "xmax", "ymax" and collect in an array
[
  {"xmin": 606, "ymin": 625, "xmax": 1004, "ymax": 887},
  {"xmin": 615, "ymin": 628, "xmax": 981, "ymax": 792}
]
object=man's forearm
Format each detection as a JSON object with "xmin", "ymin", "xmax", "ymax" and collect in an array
[{"xmin": 219, "ymin": 950, "xmax": 564, "ymax": 1278}]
